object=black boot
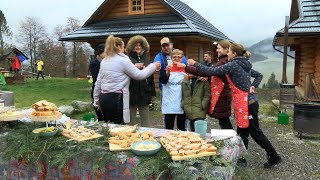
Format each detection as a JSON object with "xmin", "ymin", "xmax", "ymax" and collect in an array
[
  {"xmin": 237, "ymin": 157, "xmax": 247, "ymax": 167},
  {"xmin": 263, "ymin": 154, "xmax": 282, "ymax": 168}
]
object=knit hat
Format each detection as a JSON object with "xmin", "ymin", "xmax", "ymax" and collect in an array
[{"xmin": 96, "ymin": 44, "xmax": 105, "ymax": 55}]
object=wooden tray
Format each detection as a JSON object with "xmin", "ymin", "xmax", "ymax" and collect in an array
[
  {"xmin": 0, "ymin": 111, "xmax": 24, "ymax": 121},
  {"xmin": 30, "ymin": 113, "xmax": 62, "ymax": 122},
  {"xmin": 61, "ymin": 132, "xmax": 103, "ymax": 142},
  {"xmin": 109, "ymin": 143, "xmax": 131, "ymax": 151},
  {"xmin": 160, "ymin": 141, "xmax": 216, "ymax": 161},
  {"xmin": 171, "ymin": 151, "xmax": 216, "ymax": 161}
]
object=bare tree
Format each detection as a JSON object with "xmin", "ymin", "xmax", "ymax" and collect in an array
[
  {"xmin": 65, "ymin": 17, "xmax": 83, "ymax": 77},
  {"xmin": 53, "ymin": 25, "xmax": 68, "ymax": 77},
  {"xmin": 0, "ymin": 10, "xmax": 12, "ymax": 55},
  {"xmin": 16, "ymin": 17, "xmax": 46, "ymax": 72},
  {"xmin": 37, "ymin": 36, "xmax": 66, "ymax": 77}
]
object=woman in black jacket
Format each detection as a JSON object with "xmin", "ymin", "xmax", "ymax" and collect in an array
[{"xmin": 125, "ymin": 35, "xmax": 156, "ymax": 127}]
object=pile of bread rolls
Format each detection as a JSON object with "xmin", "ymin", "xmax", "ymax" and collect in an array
[{"xmin": 31, "ymin": 100, "xmax": 60, "ymax": 116}]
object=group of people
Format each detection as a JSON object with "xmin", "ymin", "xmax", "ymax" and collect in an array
[{"xmin": 89, "ymin": 35, "xmax": 282, "ymax": 169}]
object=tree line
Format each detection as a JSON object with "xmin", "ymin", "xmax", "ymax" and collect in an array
[{"xmin": 0, "ymin": 10, "xmax": 91, "ymax": 78}]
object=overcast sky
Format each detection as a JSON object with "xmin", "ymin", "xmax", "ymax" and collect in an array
[{"xmin": 0, "ymin": 0, "xmax": 292, "ymax": 46}]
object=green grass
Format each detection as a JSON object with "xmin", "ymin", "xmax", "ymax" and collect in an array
[{"xmin": 4, "ymin": 77, "xmax": 92, "ymax": 108}]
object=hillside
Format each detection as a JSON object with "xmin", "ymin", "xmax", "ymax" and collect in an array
[
  {"xmin": 252, "ymin": 57, "xmax": 295, "ymax": 87},
  {"xmin": 247, "ymin": 37, "xmax": 294, "ymax": 62}
]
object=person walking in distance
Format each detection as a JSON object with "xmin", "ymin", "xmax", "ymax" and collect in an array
[{"xmin": 35, "ymin": 59, "xmax": 44, "ymax": 80}]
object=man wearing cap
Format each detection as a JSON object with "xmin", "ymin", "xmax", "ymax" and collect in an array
[
  {"xmin": 153, "ymin": 37, "xmax": 187, "ymax": 90},
  {"xmin": 89, "ymin": 44, "xmax": 105, "ymax": 121}
]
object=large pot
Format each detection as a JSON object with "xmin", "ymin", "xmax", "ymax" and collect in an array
[
  {"xmin": 293, "ymin": 103, "xmax": 320, "ymax": 138},
  {"xmin": 0, "ymin": 91, "xmax": 14, "ymax": 106}
]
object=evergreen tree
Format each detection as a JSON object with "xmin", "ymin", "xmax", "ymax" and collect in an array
[
  {"xmin": 265, "ymin": 72, "xmax": 279, "ymax": 89},
  {"xmin": 0, "ymin": 10, "xmax": 12, "ymax": 55}
]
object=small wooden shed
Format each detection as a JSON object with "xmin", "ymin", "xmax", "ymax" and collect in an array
[
  {"xmin": 60, "ymin": 0, "xmax": 230, "ymax": 90},
  {"xmin": 0, "ymin": 48, "xmax": 28, "ymax": 84},
  {"xmin": 273, "ymin": 0, "xmax": 320, "ymax": 101}
]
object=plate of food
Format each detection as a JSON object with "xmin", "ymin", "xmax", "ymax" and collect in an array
[
  {"xmin": 210, "ymin": 129, "xmax": 237, "ymax": 141},
  {"xmin": 108, "ymin": 125, "xmax": 137, "ymax": 136},
  {"xmin": 32, "ymin": 126, "xmax": 59, "ymax": 137},
  {"xmin": 30, "ymin": 100, "xmax": 62, "ymax": 122}
]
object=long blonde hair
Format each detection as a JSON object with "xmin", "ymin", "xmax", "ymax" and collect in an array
[{"xmin": 104, "ymin": 35, "xmax": 124, "ymax": 57}]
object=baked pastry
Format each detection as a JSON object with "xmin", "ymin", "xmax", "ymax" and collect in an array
[
  {"xmin": 160, "ymin": 131, "xmax": 217, "ymax": 159},
  {"xmin": 31, "ymin": 100, "xmax": 60, "ymax": 117}
]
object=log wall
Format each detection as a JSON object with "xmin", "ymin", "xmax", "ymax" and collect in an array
[
  {"xmin": 105, "ymin": 0, "xmax": 171, "ymax": 19},
  {"xmin": 295, "ymin": 37, "xmax": 320, "ymax": 97}
]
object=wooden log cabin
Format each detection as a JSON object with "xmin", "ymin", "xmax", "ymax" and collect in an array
[
  {"xmin": 273, "ymin": 0, "xmax": 320, "ymax": 101},
  {"xmin": 60, "ymin": 0, "xmax": 230, "ymax": 90}
]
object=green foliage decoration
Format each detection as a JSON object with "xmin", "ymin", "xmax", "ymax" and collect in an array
[{"xmin": 1, "ymin": 122, "xmax": 230, "ymax": 179}]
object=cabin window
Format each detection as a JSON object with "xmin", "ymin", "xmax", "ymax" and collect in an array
[{"xmin": 129, "ymin": 0, "xmax": 144, "ymax": 15}]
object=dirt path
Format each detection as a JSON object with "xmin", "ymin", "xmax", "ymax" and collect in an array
[{"xmin": 149, "ymin": 110, "xmax": 320, "ymax": 179}]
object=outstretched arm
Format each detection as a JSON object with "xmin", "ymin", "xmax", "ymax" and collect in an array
[
  {"xmin": 185, "ymin": 65, "xmax": 210, "ymax": 77},
  {"xmin": 193, "ymin": 62, "xmax": 233, "ymax": 77}
]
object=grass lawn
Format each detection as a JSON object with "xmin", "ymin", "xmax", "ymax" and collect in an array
[{"xmin": 4, "ymin": 77, "xmax": 92, "ymax": 109}]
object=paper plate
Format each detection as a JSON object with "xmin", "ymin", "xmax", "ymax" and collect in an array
[{"xmin": 210, "ymin": 129, "xmax": 237, "ymax": 141}]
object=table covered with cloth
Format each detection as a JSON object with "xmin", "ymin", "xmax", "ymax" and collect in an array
[{"xmin": 0, "ymin": 123, "xmax": 246, "ymax": 179}]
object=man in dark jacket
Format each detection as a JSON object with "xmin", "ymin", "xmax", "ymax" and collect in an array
[{"xmin": 89, "ymin": 44, "xmax": 105, "ymax": 121}]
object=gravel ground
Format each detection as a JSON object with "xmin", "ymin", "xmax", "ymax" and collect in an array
[{"xmin": 149, "ymin": 107, "xmax": 320, "ymax": 179}]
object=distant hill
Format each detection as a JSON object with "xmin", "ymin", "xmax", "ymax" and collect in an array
[{"xmin": 246, "ymin": 37, "xmax": 293, "ymax": 62}]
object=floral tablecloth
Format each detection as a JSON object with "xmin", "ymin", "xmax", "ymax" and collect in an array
[{"xmin": 0, "ymin": 126, "xmax": 246, "ymax": 179}]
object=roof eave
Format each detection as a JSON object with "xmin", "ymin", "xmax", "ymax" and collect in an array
[{"xmin": 59, "ymin": 31, "xmax": 225, "ymax": 42}]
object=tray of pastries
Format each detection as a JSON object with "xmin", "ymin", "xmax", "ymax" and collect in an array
[
  {"xmin": 160, "ymin": 131, "xmax": 217, "ymax": 161},
  {"xmin": 0, "ymin": 110, "xmax": 24, "ymax": 121},
  {"xmin": 108, "ymin": 125, "xmax": 137, "ymax": 136},
  {"xmin": 61, "ymin": 126, "xmax": 103, "ymax": 142},
  {"xmin": 30, "ymin": 100, "xmax": 61, "ymax": 122},
  {"xmin": 108, "ymin": 131, "xmax": 156, "ymax": 151}
]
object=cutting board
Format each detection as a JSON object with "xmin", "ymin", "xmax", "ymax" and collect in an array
[
  {"xmin": 109, "ymin": 143, "xmax": 131, "ymax": 151},
  {"xmin": 160, "ymin": 141, "xmax": 216, "ymax": 161},
  {"xmin": 171, "ymin": 151, "xmax": 216, "ymax": 161},
  {"xmin": 0, "ymin": 111, "xmax": 24, "ymax": 121},
  {"xmin": 61, "ymin": 132, "xmax": 103, "ymax": 142}
]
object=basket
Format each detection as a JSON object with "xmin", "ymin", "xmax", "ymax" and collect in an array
[{"xmin": 83, "ymin": 113, "xmax": 96, "ymax": 121}]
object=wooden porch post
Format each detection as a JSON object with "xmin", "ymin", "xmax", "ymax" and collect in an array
[{"xmin": 282, "ymin": 16, "xmax": 289, "ymax": 83}]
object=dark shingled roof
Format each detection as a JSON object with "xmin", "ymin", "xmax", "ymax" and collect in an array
[
  {"xmin": 274, "ymin": 0, "xmax": 320, "ymax": 45},
  {"xmin": 60, "ymin": 0, "xmax": 229, "ymax": 41},
  {"xmin": 0, "ymin": 48, "xmax": 29, "ymax": 61}
]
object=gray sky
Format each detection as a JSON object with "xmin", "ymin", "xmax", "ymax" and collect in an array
[{"xmin": 1, "ymin": 0, "xmax": 292, "ymax": 46}]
